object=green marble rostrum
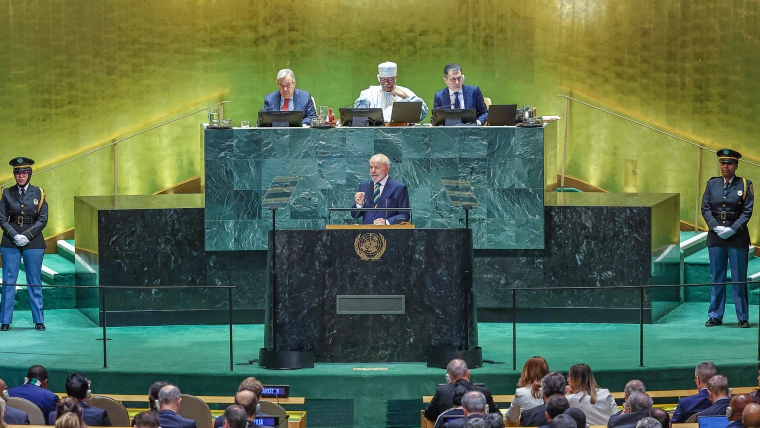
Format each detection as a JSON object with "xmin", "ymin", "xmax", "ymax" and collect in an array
[{"xmin": 204, "ymin": 126, "xmax": 547, "ymax": 251}]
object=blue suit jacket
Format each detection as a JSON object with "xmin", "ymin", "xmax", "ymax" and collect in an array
[
  {"xmin": 698, "ymin": 398, "xmax": 730, "ymax": 419},
  {"xmin": 446, "ymin": 414, "xmax": 484, "ymax": 428},
  {"xmin": 262, "ymin": 88, "xmax": 317, "ymax": 125},
  {"xmin": 671, "ymin": 389, "xmax": 712, "ymax": 423},
  {"xmin": 351, "ymin": 178, "xmax": 410, "ymax": 225},
  {"xmin": 49, "ymin": 401, "xmax": 112, "ymax": 426},
  {"xmin": 159, "ymin": 409, "xmax": 197, "ymax": 428},
  {"xmin": 4, "ymin": 405, "xmax": 30, "ymax": 425},
  {"xmin": 432, "ymin": 85, "xmax": 488, "ymax": 125},
  {"xmin": 7, "ymin": 384, "xmax": 59, "ymax": 418}
]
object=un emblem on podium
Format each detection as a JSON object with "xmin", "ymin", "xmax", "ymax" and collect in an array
[{"xmin": 354, "ymin": 233, "xmax": 387, "ymax": 261}]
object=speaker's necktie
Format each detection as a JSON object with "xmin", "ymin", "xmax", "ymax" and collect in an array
[
  {"xmin": 454, "ymin": 92, "xmax": 462, "ymax": 109},
  {"xmin": 373, "ymin": 183, "xmax": 380, "ymax": 207},
  {"xmin": 282, "ymin": 98, "xmax": 290, "ymax": 111}
]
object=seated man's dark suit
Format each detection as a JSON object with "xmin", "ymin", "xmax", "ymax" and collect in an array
[
  {"xmin": 424, "ymin": 379, "xmax": 499, "ymax": 422},
  {"xmin": 432, "ymin": 85, "xmax": 489, "ymax": 125},
  {"xmin": 435, "ymin": 408, "xmax": 464, "ymax": 428},
  {"xmin": 4, "ymin": 405, "xmax": 30, "ymax": 425},
  {"xmin": 213, "ymin": 412, "xmax": 273, "ymax": 428},
  {"xmin": 48, "ymin": 401, "xmax": 112, "ymax": 426},
  {"xmin": 520, "ymin": 404, "xmax": 548, "ymax": 427},
  {"xmin": 7, "ymin": 383, "xmax": 59, "ymax": 417},
  {"xmin": 671, "ymin": 389, "xmax": 712, "ymax": 423},
  {"xmin": 159, "ymin": 409, "xmax": 197, "ymax": 428},
  {"xmin": 698, "ymin": 397, "xmax": 731, "ymax": 419},
  {"xmin": 351, "ymin": 178, "xmax": 410, "ymax": 225},
  {"xmin": 607, "ymin": 410, "xmax": 651, "ymax": 428},
  {"xmin": 262, "ymin": 88, "xmax": 317, "ymax": 126},
  {"xmin": 446, "ymin": 413, "xmax": 484, "ymax": 428}
]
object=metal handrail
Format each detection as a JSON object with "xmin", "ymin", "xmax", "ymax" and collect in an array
[{"xmin": 0, "ymin": 100, "xmax": 231, "ymax": 189}]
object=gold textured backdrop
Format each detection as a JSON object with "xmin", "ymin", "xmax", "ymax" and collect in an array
[{"xmin": 0, "ymin": 0, "xmax": 757, "ymax": 243}]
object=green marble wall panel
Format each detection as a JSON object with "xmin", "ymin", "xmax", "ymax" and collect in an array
[{"xmin": 204, "ymin": 125, "xmax": 549, "ymax": 251}]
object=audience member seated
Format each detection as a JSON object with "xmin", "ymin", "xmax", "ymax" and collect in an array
[
  {"xmin": 447, "ymin": 391, "xmax": 488, "ymax": 428},
  {"xmin": 550, "ymin": 414, "xmax": 577, "ymax": 428},
  {"xmin": 149, "ymin": 382, "xmax": 168, "ymax": 413},
  {"xmin": 750, "ymin": 363, "xmax": 760, "ymax": 405},
  {"xmin": 506, "ymin": 356, "xmax": 550, "ymax": 423},
  {"xmin": 0, "ymin": 379, "xmax": 29, "ymax": 425},
  {"xmin": 483, "ymin": 413, "xmax": 504, "ymax": 428},
  {"xmin": 7, "ymin": 365, "xmax": 59, "ymax": 417},
  {"xmin": 55, "ymin": 412, "xmax": 84, "ymax": 428},
  {"xmin": 214, "ymin": 377, "xmax": 270, "ymax": 428},
  {"xmin": 157, "ymin": 385, "xmax": 196, "ymax": 428},
  {"xmin": 464, "ymin": 419, "xmax": 487, "ymax": 428},
  {"xmin": 727, "ymin": 394, "xmax": 752, "ymax": 428},
  {"xmin": 222, "ymin": 405, "xmax": 247, "ymax": 428},
  {"xmin": 54, "ymin": 398, "xmax": 84, "ymax": 427},
  {"xmin": 564, "ymin": 408, "xmax": 587, "ymax": 428},
  {"xmin": 635, "ymin": 417, "xmax": 662, "ymax": 428},
  {"xmin": 607, "ymin": 392, "xmax": 653, "ymax": 428},
  {"xmin": 134, "ymin": 411, "xmax": 160, "ymax": 428},
  {"xmin": 610, "ymin": 380, "xmax": 646, "ymax": 419},
  {"xmin": 543, "ymin": 395, "xmax": 571, "ymax": 428},
  {"xmin": 435, "ymin": 385, "xmax": 470, "ymax": 428},
  {"xmin": 565, "ymin": 364, "xmax": 618, "ymax": 426},
  {"xmin": 49, "ymin": 372, "xmax": 112, "ymax": 426},
  {"xmin": 743, "ymin": 403, "xmax": 760, "ymax": 428},
  {"xmin": 671, "ymin": 361, "xmax": 717, "ymax": 423},
  {"xmin": 698, "ymin": 374, "xmax": 731, "ymax": 419},
  {"xmin": 0, "ymin": 397, "xmax": 8, "ymax": 428},
  {"xmin": 424, "ymin": 359, "xmax": 499, "ymax": 422},
  {"xmin": 520, "ymin": 372, "xmax": 566, "ymax": 427},
  {"xmin": 648, "ymin": 408, "xmax": 669, "ymax": 428}
]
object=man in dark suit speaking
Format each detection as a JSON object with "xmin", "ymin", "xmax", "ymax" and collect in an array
[
  {"xmin": 432, "ymin": 63, "xmax": 489, "ymax": 125},
  {"xmin": 352, "ymin": 154, "xmax": 410, "ymax": 225},
  {"xmin": 262, "ymin": 69, "xmax": 317, "ymax": 126}
]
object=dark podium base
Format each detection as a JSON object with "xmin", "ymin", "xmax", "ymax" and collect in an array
[
  {"xmin": 259, "ymin": 348, "xmax": 315, "ymax": 369},
  {"xmin": 426, "ymin": 347, "xmax": 483, "ymax": 369}
]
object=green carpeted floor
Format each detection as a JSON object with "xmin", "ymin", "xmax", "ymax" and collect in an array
[{"xmin": 0, "ymin": 303, "xmax": 758, "ymax": 428}]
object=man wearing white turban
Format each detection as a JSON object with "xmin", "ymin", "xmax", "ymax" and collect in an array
[{"xmin": 354, "ymin": 61, "xmax": 428, "ymax": 123}]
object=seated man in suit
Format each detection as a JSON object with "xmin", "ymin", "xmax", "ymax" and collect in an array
[
  {"xmin": 432, "ymin": 63, "xmax": 488, "ymax": 125},
  {"xmin": 0, "ymin": 378, "xmax": 30, "ymax": 425},
  {"xmin": 434, "ymin": 385, "xmax": 470, "ymax": 428},
  {"xmin": 698, "ymin": 375, "xmax": 731, "ymax": 419},
  {"xmin": 49, "ymin": 372, "xmax": 111, "ymax": 426},
  {"xmin": 520, "ymin": 372, "xmax": 566, "ymax": 427},
  {"xmin": 744, "ymin": 403, "xmax": 760, "ymax": 428},
  {"xmin": 7, "ymin": 365, "xmax": 59, "ymax": 417},
  {"xmin": 214, "ymin": 377, "xmax": 271, "ymax": 428},
  {"xmin": 157, "ymin": 385, "xmax": 196, "ymax": 428},
  {"xmin": 424, "ymin": 359, "xmax": 499, "ymax": 423},
  {"xmin": 648, "ymin": 408, "xmax": 670, "ymax": 428},
  {"xmin": 550, "ymin": 414, "xmax": 578, "ymax": 428},
  {"xmin": 134, "ymin": 411, "xmax": 160, "ymax": 428},
  {"xmin": 354, "ymin": 61, "xmax": 428, "ymax": 123},
  {"xmin": 564, "ymin": 408, "xmax": 586, "ymax": 428},
  {"xmin": 608, "ymin": 392, "xmax": 653, "ymax": 428},
  {"xmin": 446, "ymin": 390, "xmax": 487, "ymax": 428},
  {"xmin": 671, "ymin": 361, "xmax": 717, "ymax": 423},
  {"xmin": 542, "ymin": 395, "xmax": 570, "ymax": 428},
  {"xmin": 609, "ymin": 380, "xmax": 647, "ymax": 421},
  {"xmin": 352, "ymin": 154, "xmax": 410, "ymax": 225},
  {"xmin": 262, "ymin": 69, "xmax": 317, "ymax": 126},
  {"xmin": 727, "ymin": 394, "xmax": 753, "ymax": 428},
  {"xmin": 222, "ymin": 405, "xmax": 248, "ymax": 428}
]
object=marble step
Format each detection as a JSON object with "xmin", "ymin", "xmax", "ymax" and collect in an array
[{"xmin": 57, "ymin": 239, "xmax": 76, "ymax": 264}]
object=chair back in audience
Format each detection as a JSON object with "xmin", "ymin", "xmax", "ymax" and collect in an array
[
  {"xmin": 7, "ymin": 396, "xmax": 46, "ymax": 425},
  {"xmin": 89, "ymin": 395, "xmax": 131, "ymax": 427},
  {"xmin": 258, "ymin": 401, "xmax": 288, "ymax": 428},
  {"xmin": 484, "ymin": 97, "xmax": 492, "ymax": 109},
  {"xmin": 686, "ymin": 413, "xmax": 699, "ymax": 423},
  {"xmin": 178, "ymin": 394, "xmax": 213, "ymax": 428}
]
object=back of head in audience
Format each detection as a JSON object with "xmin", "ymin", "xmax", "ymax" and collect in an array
[
  {"xmin": 464, "ymin": 418, "xmax": 487, "ymax": 428},
  {"xmin": 134, "ymin": 411, "xmax": 160, "ymax": 428},
  {"xmin": 625, "ymin": 380, "xmax": 646, "ymax": 399},
  {"xmin": 65, "ymin": 372, "xmax": 90, "ymax": 401},
  {"xmin": 462, "ymin": 390, "xmax": 487, "ymax": 416},
  {"xmin": 648, "ymin": 408, "xmax": 669, "ymax": 428},
  {"xmin": 550, "ymin": 413, "xmax": 578, "ymax": 428},
  {"xmin": 238, "ymin": 377, "xmax": 264, "ymax": 398},
  {"xmin": 636, "ymin": 417, "xmax": 662, "ymax": 428},
  {"xmin": 695, "ymin": 361, "xmax": 718, "ymax": 388},
  {"xmin": 235, "ymin": 390, "xmax": 258, "ymax": 418},
  {"xmin": 448, "ymin": 359, "xmax": 470, "ymax": 382},
  {"xmin": 56, "ymin": 397, "xmax": 83, "ymax": 423},
  {"xmin": 149, "ymin": 381, "xmax": 169, "ymax": 412},
  {"xmin": 564, "ymin": 407, "xmax": 586, "ymax": 428},
  {"xmin": 453, "ymin": 384, "xmax": 472, "ymax": 407},
  {"xmin": 27, "ymin": 365, "xmax": 50, "ymax": 388},
  {"xmin": 546, "ymin": 395, "xmax": 570, "ymax": 420},
  {"xmin": 158, "ymin": 384, "xmax": 182, "ymax": 412},
  {"xmin": 223, "ymin": 405, "xmax": 248, "ymax": 428},
  {"xmin": 743, "ymin": 403, "xmax": 760, "ymax": 428},
  {"xmin": 729, "ymin": 394, "xmax": 753, "ymax": 421},
  {"xmin": 568, "ymin": 363, "xmax": 600, "ymax": 404},
  {"xmin": 518, "ymin": 356, "xmax": 550, "ymax": 399},
  {"xmin": 483, "ymin": 412, "xmax": 504, "ymax": 428},
  {"xmin": 625, "ymin": 392, "xmax": 653, "ymax": 412},
  {"xmin": 56, "ymin": 412, "xmax": 84, "ymax": 428},
  {"xmin": 542, "ymin": 372, "xmax": 567, "ymax": 399},
  {"xmin": 707, "ymin": 375, "xmax": 729, "ymax": 401},
  {"xmin": 0, "ymin": 397, "xmax": 7, "ymax": 428}
]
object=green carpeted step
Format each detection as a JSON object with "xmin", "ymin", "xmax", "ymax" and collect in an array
[
  {"xmin": 0, "ymin": 269, "xmax": 53, "ymax": 286},
  {"xmin": 684, "ymin": 248, "xmax": 760, "ymax": 302},
  {"xmin": 21, "ymin": 253, "xmax": 76, "ymax": 285},
  {"xmin": 57, "ymin": 239, "xmax": 76, "ymax": 264}
]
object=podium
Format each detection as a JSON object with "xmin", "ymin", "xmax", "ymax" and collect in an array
[{"xmin": 259, "ymin": 227, "xmax": 481, "ymax": 369}]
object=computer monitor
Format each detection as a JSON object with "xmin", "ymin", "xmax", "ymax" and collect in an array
[
  {"xmin": 252, "ymin": 415, "xmax": 280, "ymax": 426},
  {"xmin": 389, "ymin": 101, "xmax": 423, "ymax": 124},
  {"xmin": 339, "ymin": 108, "xmax": 384, "ymax": 127},
  {"xmin": 698, "ymin": 416, "xmax": 729, "ymax": 428},
  {"xmin": 486, "ymin": 104, "xmax": 518, "ymax": 126},
  {"xmin": 431, "ymin": 108, "xmax": 477, "ymax": 126},
  {"xmin": 257, "ymin": 110, "xmax": 304, "ymax": 127}
]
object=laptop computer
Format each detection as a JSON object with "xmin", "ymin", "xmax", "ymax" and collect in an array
[
  {"xmin": 486, "ymin": 104, "xmax": 518, "ymax": 126},
  {"xmin": 389, "ymin": 101, "xmax": 423, "ymax": 124},
  {"xmin": 257, "ymin": 110, "xmax": 304, "ymax": 127},
  {"xmin": 339, "ymin": 108, "xmax": 384, "ymax": 126},
  {"xmin": 431, "ymin": 108, "xmax": 477, "ymax": 126}
]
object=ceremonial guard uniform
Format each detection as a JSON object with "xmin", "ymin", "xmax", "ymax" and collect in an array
[
  {"xmin": 701, "ymin": 149, "xmax": 754, "ymax": 328},
  {"xmin": 0, "ymin": 157, "xmax": 48, "ymax": 331}
]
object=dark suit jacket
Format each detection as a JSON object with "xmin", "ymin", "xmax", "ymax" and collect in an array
[
  {"xmin": 0, "ymin": 184, "xmax": 48, "ymax": 249},
  {"xmin": 446, "ymin": 413, "xmax": 484, "ymax": 428},
  {"xmin": 49, "ymin": 401, "xmax": 111, "ymax": 426},
  {"xmin": 607, "ymin": 410, "xmax": 651, "ymax": 428},
  {"xmin": 159, "ymin": 409, "xmax": 197, "ymax": 428},
  {"xmin": 432, "ymin": 85, "xmax": 489, "ymax": 125},
  {"xmin": 213, "ymin": 412, "xmax": 272, "ymax": 428},
  {"xmin": 4, "ymin": 405, "xmax": 30, "ymax": 425},
  {"xmin": 351, "ymin": 178, "xmax": 410, "ymax": 225},
  {"xmin": 262, "ymin": 88, "xmax": 317, "ymax": 125},
  {"xmin": 698, "ymin": 398, "xmax": 731, "ymax": 419},
  {"xmin": 671, "ymin": 389, "xmax": 713, "ymax": 423},
  {"xmin": 519, "ymin": 404, "xmax": 547, "ymax": 427},
  {"xmin": 424, "ymin": 379, "xmax": 499, "ymax": 422},
  {"xmin": 7, "ymin": 384, "xmax": 59, "ymax": 417},
  {"xmin": 701, "ymin": 176, "xmax": 754, "ymax": 248}
]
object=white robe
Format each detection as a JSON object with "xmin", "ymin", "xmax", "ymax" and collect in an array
[{"xmin": 354, "ymin": 85, "xmax": 429, "ymax": 122}]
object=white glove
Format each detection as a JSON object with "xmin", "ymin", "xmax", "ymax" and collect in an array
[
  {"xmin": 13, "ymin": 234, "xmax": 29, "ymax": 246},
  {"xmin": 717, "ymin": 227, "xmax": 736, "ymax": 239}
]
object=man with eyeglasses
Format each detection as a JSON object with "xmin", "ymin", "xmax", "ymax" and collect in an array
[
  {"xmin": 262, "ymin": 69, "xmax": 317, "ymax": 126},
  {"xmin": 433, "ymin": 63, "xmax": 488, "ymax": 125},
  {"xmin": 354, "ymin": 61, "xmax": 428, "ymax": 123},
  {"xmin": 670, "ymin": 361, "xmax": 717, "ymax": 423}
]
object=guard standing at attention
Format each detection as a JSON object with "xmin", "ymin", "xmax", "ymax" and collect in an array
[
  {"xmin": 0, "ymin": 157, "xmax": 48, "ymax": 331},
  {"xmin": 702, "ymin": 149, "xmax": 754, "ymax": 328}
]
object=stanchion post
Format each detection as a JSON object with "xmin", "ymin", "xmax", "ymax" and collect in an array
[
  {"xmin": 229, "ymin": 287, "xmax": 234, "ymax": 372},
  {"xmin": 512, "ymin": 288, "xmax": 517, "ymax": 371},
  {"xmin": 102, "ymin": 287, "xmax": 108, "ymax": 369},
  {"xmin": 639, "ymin": 287, "xmax": 644, "ymax": 367}
]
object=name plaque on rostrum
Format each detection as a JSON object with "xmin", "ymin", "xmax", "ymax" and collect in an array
[{"xmin": 259, "ymin": 228, "xmax": 481, "ymax": 369}]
